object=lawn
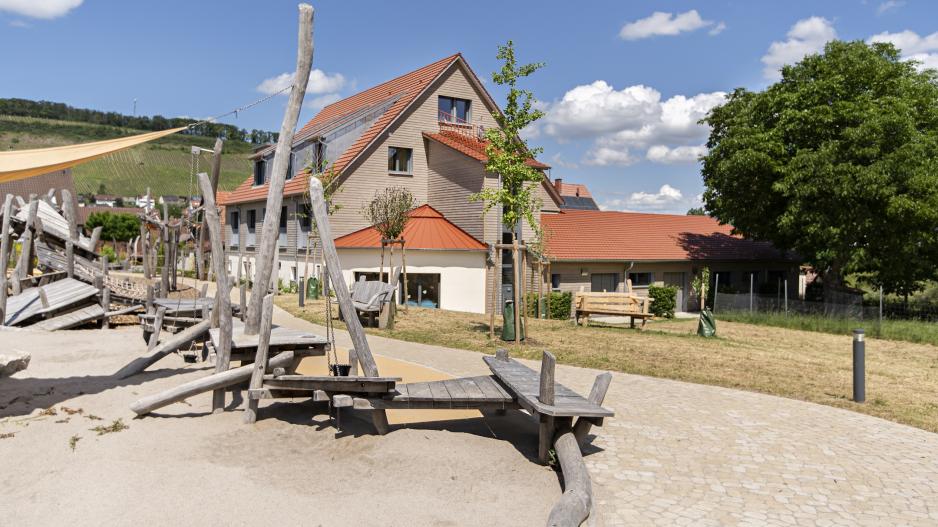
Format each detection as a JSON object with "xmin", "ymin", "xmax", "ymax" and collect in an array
[
  {"xmin": 276, "ymin": 296, "xmax": 938, "ymax": 434},
  {"xmin": 716, "ymin": 309, "xmax": 938, "ymax": 347}
]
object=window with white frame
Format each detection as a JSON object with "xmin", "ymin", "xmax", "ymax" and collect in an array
[
  {"xmin": 229, "ymin": 210, "xmax": 240, "ymax": 247},
  {"xmin": 438, "ymin": 96, "xmax": 471, "ymax": 123}
]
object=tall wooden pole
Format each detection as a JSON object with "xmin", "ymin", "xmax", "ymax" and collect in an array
[
  {"xmin": 12, "ymin": 196, "xmax": 39, "ymax": 295},
  {"xmin": 400, "ymin": 239, "xmax": 408, "ymax": 312},
  {"xmin": 244, "ymin": 4, "xmax": 315, "ymax": 335},
  {"xmin": 512, "ymin": 237, "xmax": 521, "ymax": 345},
  {"xmin": 309, "ymin": 176, "xmax": 389, "ymax": 434},
  {"xmin": 198, "ymin": 173, "xmax": 233, "ymax": 413}
]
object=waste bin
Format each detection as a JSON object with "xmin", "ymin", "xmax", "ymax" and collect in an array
[
  {"xmin": 307, "ymin": 276, "xmax": 320, "ymax": 300},
  {"xmin": 501, "ymin": 300, "xmax": 525, "ymax": 341},
  {"xmin": 697, "ymin": 309, "xmax": 716, "ymax": 337}
]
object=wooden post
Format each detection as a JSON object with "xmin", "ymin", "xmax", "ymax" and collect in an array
[
  {"xmin": 546, "ymin": 261, "xmax": 551, "ymax": 320},
  {"xmin": 141, "ymin": 223, "xmax": 150, "ymax": 279},
  {"xmin": 160, "ymin": 225, "xmax": 169, "ymax": 295},
  {"xmin": 61, "ymin": 189, "xmax": 78, "ymax": 242},
  {"xmin": 244, "ymin": 293, "xmax": 274, "ymax": 424},
  {"xmin": 88, "ymin": 226, "xmax": 102, "ymax": 253},
  {"xmin": 198, "ymin": 173, "xmax": 233, "ymax": 413},
  {"xmin": 512, "ymin": 238, "xmax": 521, "ymax": 345},
  {"xmin": 147, "ymin": 307, "xmax": 166, "ymax": 351},
  {"xmin": 244, "ymin": 4, "xmax": 315, "ymax": 335},
  {"xmin": 400, "ymin": 238, "xmax": 408, "ymax": 313},
  {"xmin": 101, "ymin": 287, "xmax": 111, "ymax": 329},
  {"xmin": 12, "ymin": 196, "xmax": 39, "ymax": 295},
  {"xmin": 572, "ymin": 372, "xmax": 612, "ymax": 447},
  {"xmin": 538, "ymin": 350, "xmax": 556, "ymax": 464},
  {"xmin": 0, "ymin": 194, "xmax": 14, "ymax": 323},
  {"xmin": 146, "ymin": 284, "xmax": 154, "ymax": 314},
  {"xmin": 309, "ymin": 176, "xmax": 389, "ymax": 434}
]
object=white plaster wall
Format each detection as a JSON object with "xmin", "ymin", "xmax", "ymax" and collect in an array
[{"xmin": 336, "ymin": 248, "xmax": 487, "ymax": 314}]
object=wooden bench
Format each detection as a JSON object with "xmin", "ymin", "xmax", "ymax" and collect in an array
[{"xmin": 574, "ymin": 290, "xmax": 653, "ymax": 328}]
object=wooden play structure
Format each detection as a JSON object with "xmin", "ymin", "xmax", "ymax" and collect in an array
[{"xmin": 574, "ymin": 283, "xmax": 654, "ymax": 328}]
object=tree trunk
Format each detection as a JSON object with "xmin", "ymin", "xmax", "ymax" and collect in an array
[
  {"xmin": 244, "ymin": 5, "xmax": 315, "ymax": 335},
  {"xmin": 512, "ymin": 235, "xmax": 521, "ymax": 345}
]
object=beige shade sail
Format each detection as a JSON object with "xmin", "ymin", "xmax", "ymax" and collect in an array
[{"xmin": 0, "ymin": 126, "xmax": 188, "ymax": 184}]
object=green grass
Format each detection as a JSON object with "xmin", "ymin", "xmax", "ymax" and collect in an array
[
  {"xmin": 716, "ymin": 309, "xmax": 938, "ymax": 346},
  {"xmin": 0, "ymin": 115, "xmax": 253, "ymax": 197}
]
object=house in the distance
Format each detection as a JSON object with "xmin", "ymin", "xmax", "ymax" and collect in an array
[
  {"xmin": 542, "ymin": 210, "xmax": 800, "ymax": 312},
  {"xmin": 219, "ymin": 53, "xmax": 562, "ymax": 314},
  {"xmin": 553, "ymin": 179, "xmax": 599, "ymax": 210}
]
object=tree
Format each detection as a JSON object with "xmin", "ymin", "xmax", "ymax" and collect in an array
[
  {"xmin": 700, "ymin": 40, "xmax": 938, "ymax": 299},
  {"xmin": 362, "ymin": 186, "xmax": 415, "ymax": 287},
  {"xmin": 84, "ymin": 211, "xmax": 140, "ymax": 242},
  {"xmin": 686, "ymin": 207, "xmax": 706, "ymax": 216},
  {"xmin": 470, "ymin": 41, "xmax": 545, "ymax": 341}
]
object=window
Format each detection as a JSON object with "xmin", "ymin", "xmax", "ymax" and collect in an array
[
  {"xmin": 551, "ymin": 273, "xmax": 561, "ymax": 290},
  {"xmin": 438, "ymin": 96, "xmax": 471, "ymax": 123},
  {"xmin": 230, "ymin": 210, "xmax": 240, "ymax": 247},
  {"xmin": 253, "ymin": 159, "xmax": 266, "ymax": 186},
  {"xmin": 247, "ymin": 209, "xmax": 257, "ymax": 246},
  {"xmin": 628, "ymin": 272, "xmax": 654, "ymax": 287},
  {"xmin": 388, "ymin": 147, "xmax": 413, "ymax": 175},
  {"xmin": 405, "ymin": 273, "xmax": 441, "ymax": 308},
  {"xmin": 278, "ymin": 206, "xmax": 288, "ymax": 248},
  {"xmin": 591, "ymin": 273, "xmax": 618, "ymax": 293}
]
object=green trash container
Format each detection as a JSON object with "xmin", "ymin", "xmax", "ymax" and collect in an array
[
  {"xmin": 307, "ymin": 276, "xmax": 321, "ymax": 300},
  {"xmin": 697, "ymin": 309, "xmax": 716, "ymax": 337},
  {"xmin": 501, "ymin": 300, "xmax": 526, "ymax": 341}
]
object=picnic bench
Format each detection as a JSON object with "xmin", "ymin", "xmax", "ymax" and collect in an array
[{"xmin": 574, "ymin": 290, "xmax": 653, "ymax": 328}]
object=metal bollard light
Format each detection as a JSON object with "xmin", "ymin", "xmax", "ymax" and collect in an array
[
  {"xmin": 853, "ymin": 329, "xmax": 865, "ymax": 403},
  {"xmin": 298, "ymin": 277, "xmax": 305, "ymax": 308}
]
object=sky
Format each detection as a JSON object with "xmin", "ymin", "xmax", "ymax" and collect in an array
[{"xmin": 2, "ymin": 0, "xmax": 938, "ymax": 213}]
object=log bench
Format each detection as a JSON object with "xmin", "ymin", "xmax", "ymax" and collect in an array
[{"xmin": 574, "ymin": 291, "xmax": 653, "ymax": 328}]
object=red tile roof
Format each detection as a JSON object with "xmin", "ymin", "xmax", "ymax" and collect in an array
[
  {"xmin": 335, "ymin": 204, "xmax": 486, "ymax": 251},
  {"xmin": 220, "ymin": 54, "xmax": 463, "ymax": 206},
  {"xmin": 542, "ymin": 210, "xmax": 795, "ymax": 262},
  {"xmin": 422, "ymin": 130, "xmax": 551, "ymax": 169},
  {"xmin": 554, "ymin": 182, "xmax": 592, "ymax": 198}
]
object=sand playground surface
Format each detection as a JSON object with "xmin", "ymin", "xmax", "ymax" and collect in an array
[{"xmin": 0, "ymin": 326, "xmax": 559, "ymax": 526}]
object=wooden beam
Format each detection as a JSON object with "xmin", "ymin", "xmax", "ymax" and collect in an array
[
  {"xmin": 538, "ymin": 350, "xmax": 556, "ymax": 463},
  {"xmin": 0, "ymin": 194, "xmax": 14, "ymax": 325},
  {"xmin": 61, "ymin": 188, "xmax": 78, "ymax": 242},
  {"xmin": 101, "ymin": 286, "xmax": 110, "ymax": 329},
  {"xmin": 12, "ymin": 197, "xmax": 39, "ymax": 295},
  {"xmin": 244, "ymin": 4, "xmax": 315, "ymax": 335},
  {"xmin": 130, "ymin": 349, "xmax": 297, "ymax": 415},
  {"xmin": 572, "ymin": 372, "xmax": 612, "ymax": 447},
  {"xmin": 198, "ymin": 172, "xmax": 233, "ymax": 413},
  {"xmin": 147, "ymin": 307, "xmax": 166, "ymax": 351},
  {"xmin": 244, "ymin": 293, "xmax": 274, "ymax": 424},
  {"xmin": 547, "ymin": 427, "xmax": 593, "ymax": 527},
  {"xmin": 115, "ymin": 318, "xmax": 211, "ymax": 379},
  {"xmin": 88, "ymin": 226, "xmax": 102, "ymax": 253}
]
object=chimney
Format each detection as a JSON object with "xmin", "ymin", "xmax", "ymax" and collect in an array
[{"xmin": 554, "ymin": 178, "xmax": 563, "ymax": 192}]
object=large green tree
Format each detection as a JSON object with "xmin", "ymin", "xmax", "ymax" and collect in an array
[{"xmin": 701, "ymin": 40, "xmax": 938, "ymax": 298}]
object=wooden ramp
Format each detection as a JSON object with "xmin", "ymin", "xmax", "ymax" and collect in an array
[
  {"xmin": 36, "ymin": 278, "xmax": 99, "ymax": 315},
  {"xmin": 3, "ymin": 288, "xmax": 41, "ymax": 326},
  {"xmin": 31, "ymin": 304, "xmax": 105, "ymax": 330},
  {"xmin": 154, "ymin": 297, "xmax": 215, "ymax": 316},
  {"xmin": 483, "ymin": 356, "xmax": 613, "ymax": 418}
]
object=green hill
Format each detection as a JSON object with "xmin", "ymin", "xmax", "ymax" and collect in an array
[{"xmin": 0, "ymin": 114, "xmax": 256, "ymax": 197}]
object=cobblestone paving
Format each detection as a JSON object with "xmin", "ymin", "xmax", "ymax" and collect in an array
[{"xmin": 272, "ymin": 305, "xmax": 938, "ymax": 526}]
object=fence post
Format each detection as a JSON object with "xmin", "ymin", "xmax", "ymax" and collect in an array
[
  {"xmin": 784, "ymin": 279, "xmax": 788, "ymax": 315},
  {"xmin": 713, "ymin": 274, "xmax": 719, "ymax": 313},
  {"xmin": 749, "ymin": 273, "xmax": 753, "ymax": 313},
  {"xmin": 878, "ymin": 285, "xmax": 883, "ymax": 336},
  {"xmin": 853, "ymin": 329, "xmax": 865, "ymax": 403}
]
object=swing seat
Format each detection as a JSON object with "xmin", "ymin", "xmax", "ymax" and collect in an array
[{"xmin": 350, "ymin": 278, "xmax": 397, "ymax": 313}]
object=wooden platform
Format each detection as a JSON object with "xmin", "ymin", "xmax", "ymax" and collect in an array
[
  {"xmin": 3, "ymin": 288, "xmax": 41, "ymax": 326},
  {"xmin": 36, "ymin": 278, "xmax": 99, "ymax": 315},
  {"xmin": 352, "ymin": 375, "xmax": 519, "ymax": 410},
  {"xmin": 484, "ymin": 355, "xmax": 613, "ymax": 418},
  {"xmin": 31, "ymin": 304, "xmax": 105, "ymax": 330},
  {"xmin": 249, "ymin": 375, "xmax": 401, "ymax": 400},
  {"xmin": 210, "ymin": 319, "xmax": 328, "ymax": 354},
  {"xmin": 154, "ymin": 297, "xmax": 215, "ymax": 316}
]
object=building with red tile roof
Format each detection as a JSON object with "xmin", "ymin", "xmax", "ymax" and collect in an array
[
  {"xmin": 551, "ymin": 178, "xmax": 599, "ymax": 211},
  {"xmin": 541, "ymin": 210, "xmax": 800, "ymax": 312},
  {"xmin": 335, "ymin": 205, "xmax": 486, "ymax": 251}
]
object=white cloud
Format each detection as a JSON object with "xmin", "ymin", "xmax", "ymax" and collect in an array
[
  {"xmin": 761, "ymin": 17, "xmax": 836, "ymax": 80},
  {"xmin": 541, "ymin": 81, "xmax": 724, "ymax": 166},
  {"xmin": 877, "ymin": 1, "xmax": 904, "ymax": 15},
  {"xmin": 584, "ymin": 146, "xmax": 636, "ymax": 167},
  {"xmin": 869, "ymin": 29, "xmax": 938, "ymax": 71},
  {"xmin": 0, "ymin": 0, "xmax": 81, "ymax": 18},
  {"xmin": 8, "ymin": 19, "xmax": 29, "ymax": 27},
  {"xmin": 256, "ymin": 69, "xmax": 347, "ymax": 95},
  {"xmin": 600, "ymin": 184, "xmax": 698, "ymax": 213},
  {"xmin": 549, "ymin": 153, "xmax": 579, "ymax": 169},
  {"xmin": 708, "ymin": 21, "xmax": 727, "ymax": 36},
  {"xmin": 619, "ymin": 10, "xmax": 716, "ymax": 40},
  {"xmin": 646, "ymin": 144, "xmax": 707, "ymax": 164},
  {"xmin": 305, "ymin": 93, "xmax": 342, "ymax": 111}
]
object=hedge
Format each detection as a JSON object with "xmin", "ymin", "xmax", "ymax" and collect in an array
[
  {"xmin": 524, "ymin": 291, "xmax": 572, "ymax": 319},
  {"xmin": 648, "ymin": 284, "xmax": 677, "ymax": 318}
]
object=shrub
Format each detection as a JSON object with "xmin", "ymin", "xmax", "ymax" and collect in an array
[
  {"xmin": 525, "ymin": 291, "xmax": 572, "ymax": 319},
  {"xmin": 99, "ymin": 245, "xmax": 117, "ymax": 263},
  {"xmin": 84, "ymin": 211, "xmax": 140, "ymax": 242},
  {"xmin": 648, "ymin": 284, "xmax": 677, "ymax": 318}
]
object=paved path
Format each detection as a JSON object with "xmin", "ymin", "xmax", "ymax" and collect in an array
[{"xmin": 268, "ymin": 300, "xmax": 938, "ymax": 526}]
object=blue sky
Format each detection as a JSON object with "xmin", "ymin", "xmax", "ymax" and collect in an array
[{"xmin": 2, "ymin": 0, "xmax": 938, "ymax": 213}]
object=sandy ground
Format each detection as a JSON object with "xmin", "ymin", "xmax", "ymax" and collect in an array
[{"xmin": 0, "ymin": 326, "xmax": 559, "ymax": 526}]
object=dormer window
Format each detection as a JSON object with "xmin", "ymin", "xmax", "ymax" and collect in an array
[
  {"xmin": 253, "ymin": 159, "xmax": 266, "ymax": 186},
  {"xmin": 388, "ymin": 147, "xmax": 413, "ymax": 175},
  {"xmin": 438, "ymin": 96, "xmax": 471, "ymax": 124}
]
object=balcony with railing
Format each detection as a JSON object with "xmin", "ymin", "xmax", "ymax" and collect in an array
[{"xmin": 438, "ymin": 110, "xmax": 486, "ymax": 141}]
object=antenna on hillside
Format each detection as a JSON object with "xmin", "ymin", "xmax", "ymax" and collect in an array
[{"xmin": 133, "ymin": 98, "xmax": 138, "ymax": 116}]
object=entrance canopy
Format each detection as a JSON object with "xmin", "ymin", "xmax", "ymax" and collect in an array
[{"xmin": 0, "ymin": 126, "xmax": 187, "ymax": 184}]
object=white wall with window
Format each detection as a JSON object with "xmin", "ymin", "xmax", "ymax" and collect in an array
[{"xmin": 336, "ymin": 248, "xmax": 487, "ymax": 314}]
